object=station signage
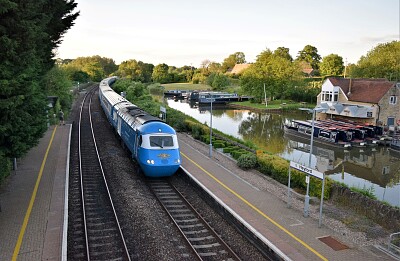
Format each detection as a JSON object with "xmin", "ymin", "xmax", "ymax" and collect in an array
[{"xmin": 290, "ymin": 161, "xmax": 324, "ymax": 180}]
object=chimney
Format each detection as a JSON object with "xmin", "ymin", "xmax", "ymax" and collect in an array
[{"xmin": 347, "ymin": 78, "xmax": 352, "ymax": 96}]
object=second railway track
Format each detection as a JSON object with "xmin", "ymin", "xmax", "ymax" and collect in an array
[
  {"xmin": 69, "ymin": 87, "xmax": 130, "ymax": 260},
  {"xmin": 147, "ymin": 178, "xmax": 241, "ymax": 261}
]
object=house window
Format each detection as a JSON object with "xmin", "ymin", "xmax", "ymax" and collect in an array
[
  {"xmin": 334, "ymin": 92, "xmax": 338, "ymax": 102},
  {"xmin": 367, "ymin": 112, "xmax": 372, "ymax": 117},
  {"xmin": 390, "ymin": 96, "xmax": 397, "ymax": 104}
]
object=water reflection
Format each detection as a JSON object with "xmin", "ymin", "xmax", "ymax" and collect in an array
[{"xmin": 167, "ymin": 99, "xmax": 400, "ymax": 207}]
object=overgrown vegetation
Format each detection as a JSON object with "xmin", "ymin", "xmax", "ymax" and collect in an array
[{"xmin": 0, "ymin": 0, "xmax": 79, "ymax": 183}]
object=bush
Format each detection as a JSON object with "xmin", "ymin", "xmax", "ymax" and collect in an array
[
  {"xmin": 237, "ymin": 153, "xmax": 258, "ymax": 170},
  {"xmin": 223, "ymin": 146, "xmax": 237, "ymax": 153},
  {"xmin": 231, "ymin": 149, "xmax": 248, "ymax": 160},
  {"xmin": 256, "ymin": 150, "xmax": 331, "ymax": 199},
  {"xmin": 0, "ymin": 152, "xmax": 11, "ymax": 184},
  {"xmin": 213, "ymin": 140, "xmax": 225, "ymax": 148}
]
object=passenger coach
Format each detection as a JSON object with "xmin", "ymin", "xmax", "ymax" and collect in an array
[{"xmin": 98, "ymin": 77, "xmax": 181, "ymax": 177}]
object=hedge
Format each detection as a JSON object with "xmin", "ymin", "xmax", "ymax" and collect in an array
[{"xmin": 256, "ymin": 150, "xmax": 332, "ymax": 199}]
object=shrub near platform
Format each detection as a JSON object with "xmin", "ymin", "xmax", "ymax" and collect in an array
[{"xmin": 256, "ymin": 150, "xmax": 332, "ymax": 199}]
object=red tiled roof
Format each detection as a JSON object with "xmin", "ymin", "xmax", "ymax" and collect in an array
[{"xmin": 328, "ymin": 77, "xmax": 395, "ymax": 103}]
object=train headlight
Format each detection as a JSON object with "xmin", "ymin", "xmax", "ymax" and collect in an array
[
  {"xmin": 146, "ymin": 159, "xmax": 155, "ymax": 164},
  {"xmin": 175, "ymin": 159, "xmax": 180, "ymax": 164}
]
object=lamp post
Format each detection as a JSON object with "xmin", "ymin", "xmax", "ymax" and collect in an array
[
  {"xmin": 302, "ymin": 107, "xmax": 325, "ymax": 217},
  {"xmin": 209, "ymin": 95, "xmax": 213, "ymax": 157}
]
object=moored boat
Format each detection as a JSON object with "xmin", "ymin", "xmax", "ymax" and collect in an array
[
  {"xmin": 284, "ymin": 119, "xmax": 385, "ymax": 149},
  {"xmin": 284, "ymin": 120, "xmax": 352, "ymax": 148}
]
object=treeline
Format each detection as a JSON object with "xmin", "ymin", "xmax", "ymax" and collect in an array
[
  {"xmin": 0, "ymin": 0, "xmax": 79, "ymax": 182},
  {"xmin": 60, "ymin": 41, "xmax": 399, "ymax": 103}
]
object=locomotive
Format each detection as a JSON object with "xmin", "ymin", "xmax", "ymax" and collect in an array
[{"xmin": 98, "ymin": 77, "xmax": 181, "ymax": 177}]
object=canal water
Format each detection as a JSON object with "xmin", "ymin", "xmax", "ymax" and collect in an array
[{"xmin": 167, "ymin": 99, "xmax": 400, "ymax": 207}]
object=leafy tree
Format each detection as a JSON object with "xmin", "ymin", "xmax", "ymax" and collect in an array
[
  {"xmin": 192, "ymin": 72, "xmax": 207, "ymax": 84},
  {"xmin": 319, "ymin": 54, "xmax": 344, "ymax": 76},
  {"xmin": 206, "ymin": 73, "xmax": 229, "ymax": 90},
  {"xmin": 62, "ymin": 55, "xmax": 117, "ymax": 81},
  {"xmin": 296, "ymin": 45, "xmax": 321, "ymax": 70},
  {"xmin": 43, "ymin": 66, "xmax": 73, "ymax": 111},
  {"xmin": 200, "ymin": 59, "xmax": 212, "ymax": 76},
  {"xmin": 0, "ymin": 0, "xmax": 78, "ymax": 159},
  {"xmin": 152, "ymin": 63, "xmax": 171, "ymax": 83},
  {"xmin": 273, "ymin": 47, "xmax": 293, "ymax": 61},
  {"xmin": 222, "ymin": 52, "xmax": 246, "ymax": 72},
  {"xmin": 116, "ymin": 59, "xmax": 154, "ymax": 83},
  {"xmin": 240, "ymin": 48, "xmax": 302, "ymax": 101},
  {"xmin": 351, "ymin": 41, "xmax": 400, "ymax": 80},
  {"xmin": 208, "ymin": 62, "xmax": 222, "ymax": 74}
]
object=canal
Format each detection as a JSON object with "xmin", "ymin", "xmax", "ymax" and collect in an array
[{"xmin": 167, "ymin": 99, "xmax": 400, "ymax": 207}]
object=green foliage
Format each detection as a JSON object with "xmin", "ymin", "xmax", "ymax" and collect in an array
[
  {"xmin": 192, "ymin": 72, "xmax": 207, "ymax": 84},
  {"xmin": 152, "ymin": 63, "xmax": 171, "ymax": 83},
  {"xmin": 256, "ymin": 151, "xmax": 331, "ymax": 199},
  {"xmin": 0, "ymin": 151, "xmax": 11, "ymax": 184},
  {"xmin": 213, "ymin": 140, "xmax": 226, "ymax": 148},
  {"xmin": 147, "ymin": 83, "xmax": 164, "ymax": 96},
  {"xmin": 237, "ymin": 153, "xmax": 258, "ymax": 170},
  {"xmin": 350, "ymin": 41, "xmax": 400, "ymax": 80},
  {"xmin": 116, "ymin": 59, "xmax": 154, "ymax": 83},
  {"xmin": 319, "ymin": 54, "xmax": 344, "ymax": 76},
  {"xmin": 273, "ymin": 47, "xmax": 293, "ymax": 61},
  {"xmin": 221, "ymin": 52, "xmax": 246, "ymax": 72},
  {"xmin": 126, "ymin": 83, "xmax": 146, "ymax": 101},
  {"xmin": 206, "ymin": 73, "xmax": 230, "ymax": 90},
  {"xmin": 43, "ymin": 66, "xmax": 73, "ymax": 111},
  {"xmin": 61, "ymin": 56, "xmax": 117, "ymax": 82},
  {"xmin": 0, "ymin": 0, "xmax": 78, "ymax": 159},
  {"xmin": 350, "ymin": 185, "xmax": 377, "ymax": 200},
  {"xmin": 240, "ymin": 48, "xmax": 304, "ymax": 101},
  {"xmin": 296, "ymin": 45, "xmax": 321, "ymax": 70}
]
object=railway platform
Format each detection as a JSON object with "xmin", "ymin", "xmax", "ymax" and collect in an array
[
  {"xmin": 0, "ymin": 124, "xmax": 71, "ymax": 261},
  {"xmin": 177, "ymin": 132, "xmax": 395, "ymax": 261}
]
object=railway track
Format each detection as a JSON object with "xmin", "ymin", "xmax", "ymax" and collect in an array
[
  {"xmin": 147, "ymin": 178, "xmax": 241, "ymax": 261},
  {"xmin": 68, "ymin": 88, "xmax": 130, "ymax": 260}
]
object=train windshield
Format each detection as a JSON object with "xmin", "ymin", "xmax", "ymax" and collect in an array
[{"xmin": 149, "ymin": 135, "xmax": 174, "ymax": 148}]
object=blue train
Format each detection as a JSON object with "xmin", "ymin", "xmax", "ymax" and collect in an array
[{"xmin": 98, "ymin": 77, "xmax": 181, "ymax": 177}]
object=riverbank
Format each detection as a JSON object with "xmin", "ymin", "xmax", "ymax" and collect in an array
[{"xmin": 229, "ymin": 100, "xmax": 315, "ymax": 112}]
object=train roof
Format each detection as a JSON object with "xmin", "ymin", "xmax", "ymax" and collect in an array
[{"xmin": 138, "ymin": 121, "xmax": 176, "ymax": 135}]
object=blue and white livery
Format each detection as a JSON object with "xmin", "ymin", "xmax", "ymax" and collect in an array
[{"xmin": 98, "ymin": 77, "xmax": 181, "ymax": 177}]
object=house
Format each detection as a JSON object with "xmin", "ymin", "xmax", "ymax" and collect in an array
[
  {"xmin": 229, "ymin": 63, "xmax": 251, "ymax": 75},
  {"xmin": 316, "ymin": 77, "xmax": 400, "ymax": 127}
]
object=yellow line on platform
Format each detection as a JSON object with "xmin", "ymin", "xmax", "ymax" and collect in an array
[
  {"xmin": 181, "ymin": 151, "xmax": 328, "ymax": 261},
  {"xmin": 12, "ymin": 126, "xmax": 58, "ymax": 261}
]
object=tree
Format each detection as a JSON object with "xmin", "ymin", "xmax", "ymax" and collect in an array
[
  {"xmin": 319, "ymin": 54, "xmax": 344, "ymax": 76},
  {"xmin": 273, "ymin": 47, "xmax": 293, "ymax": 61},
  {"xmin": 115, "ymin": 59, "xmax": 154, "ymax": 82},
  {"xmin": 62, "ymin": 56, "xmax": 117, "ymax": 82},
  {"xmin": 240, "ymin": 48, "xmax": 302, "ymax": 101},
  {"xmin": 152, "ymin": 63, "xmax": 171, "ymax": 83},
  {"xmin": 222, "ymin": 52, "xmax": 246, "ymax": 72},
  {"xmin": 351, "ymin": 41, "xmax": 400, "ymax": 80},
  {"xmin": 296, "ymin": 45, "xmax": 321, "ymax": 70},
  {"xmin": 43, "ymin": 66, "xmax": 73, "ymax": 111},
  {"xmin": 0, "ymin": 0, "xmax": 78, "ymax": 160}
]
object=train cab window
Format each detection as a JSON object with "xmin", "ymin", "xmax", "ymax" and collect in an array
[
  {"xmin": 149, "ymin": 135, "xmax": 173, "ymax": 148},
  {"xmin": 138, "ymin": 135, "xmax": 142, "ymax": 146}
]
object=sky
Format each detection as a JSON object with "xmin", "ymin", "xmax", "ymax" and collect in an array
[{"xmin": 57, "ymin": 0, "xmax": 400, "ymax": 68}]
